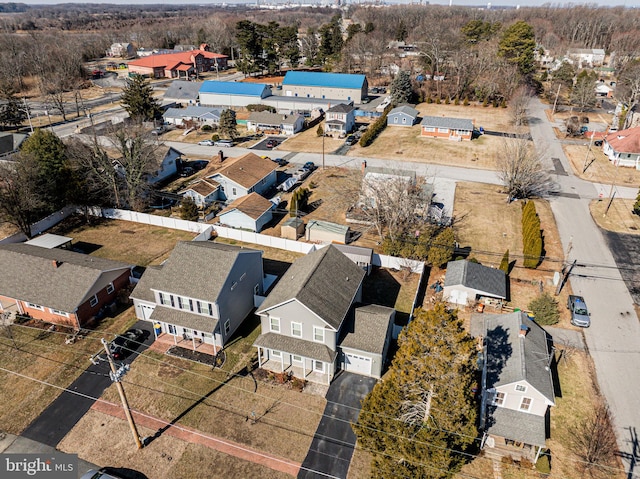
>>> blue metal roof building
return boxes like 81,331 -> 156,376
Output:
281,71 -> 368,105
199,81 -> 272,107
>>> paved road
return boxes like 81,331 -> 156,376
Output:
528,97 -> 640,476
298,372 -> 377,479
22,320 -> 154,448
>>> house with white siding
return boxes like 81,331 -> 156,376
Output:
218,192 -> 273,232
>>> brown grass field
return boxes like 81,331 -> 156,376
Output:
563,143 -> 640,187
590,199 -> 640,235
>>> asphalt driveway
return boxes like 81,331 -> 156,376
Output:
22,320 -> 154,447
298,372 -> 377,479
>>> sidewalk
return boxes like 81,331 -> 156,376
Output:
92,400 -> 300,477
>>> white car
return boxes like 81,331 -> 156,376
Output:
214,139 -> 234,147
198,140 -> 214,146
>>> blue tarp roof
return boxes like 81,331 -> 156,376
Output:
282,71 -> 366,89
199,81 -> 269,96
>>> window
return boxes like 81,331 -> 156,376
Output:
224,319 -> 230,335
438,127 -> 449,133
520,397 -> 532,412
314,360 -> 324,372
270,317 -> 280,333
402,117 -> 407,124
89,295 -> 98,307
394,117 -> 398,123
26,303 -> 44,311
292,355 -> 302,363
170,295 -> 175,307
168,324 -> 176,335
188,299 -> 194,312
424,126 -> 435,132
159,292 -> 171,306
313,326 -> 324,343
515,384 -> 527,393
196,301 -> 204,314
49,308 -> 69,317
208,303 -> 214,316
272,350 -> 281,358
177,297 -> 184,309
106,283 -> 115,294
493,391 -> 505,406
291,322 -> 302,338
232,187 -> 237,196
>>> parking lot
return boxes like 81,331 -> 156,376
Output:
251,135 -> 287,150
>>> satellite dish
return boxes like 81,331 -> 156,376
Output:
553,271 -> 561,286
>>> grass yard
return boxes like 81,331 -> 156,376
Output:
590,199 -> 640,235
49,216 -> 196,266
278,124 -> 347,154
563,144 -> 640,187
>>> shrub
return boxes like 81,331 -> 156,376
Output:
528,292 -> 559,325
633,189 -> 640,215
426,96 -> 433,104
445,97 -> 450,104
454,97 -> 460,105
201,124 -> 212,131
482,98 -> 489,107
359,105 -> 392,147
435,97 -> 441,104
499,249 -> 509,274
211,133 -> 220,142
492,100 -> 499,107
316,124 -> 324,137
522,201 -> 542,268
463,96 -> 470,106
500,99 -> 507,108
535,453 -> 551,473
291,377 -> 306,392
180,197 -> 199,221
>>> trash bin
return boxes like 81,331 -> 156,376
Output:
153,322 -> 162,337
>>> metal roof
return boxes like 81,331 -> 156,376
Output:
420,116 -> 474,131
25,234 -> 72,249
199,81 -> 270,97
283,71 -> 366,89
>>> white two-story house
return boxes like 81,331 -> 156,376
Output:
472,312 -> 555,463
254,245 -> 395,384
130,241 -> 264,353
324,103 -> 355,137
208,153 -> 278,202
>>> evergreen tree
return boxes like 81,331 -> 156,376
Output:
120,75 -> 161,123
528,292 -> 559,325
522,201 -> 542,268
498,20 -> 536,75
390,70 -> 414,106
180,197 -> 199,221
499,249 -> 510,274
316,124 -> 324,137
289,187 -> 310,216
354,303 -> 478,478
427,227 -> 455,267
218,109 -> 238,139
0,96 -> 27,129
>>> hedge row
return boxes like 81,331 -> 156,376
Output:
522,201 -> 542,269
359,105 -> 393,147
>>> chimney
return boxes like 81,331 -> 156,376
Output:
218,150 -> 224,162
52,260 -> 60,269
519,324 -> 529,338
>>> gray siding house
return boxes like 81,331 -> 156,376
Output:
443,259 -> 507,305
255,245 -> 394,384
387,105 -> 419,127
130,242 -> 263,353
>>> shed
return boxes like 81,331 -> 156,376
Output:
443,259 -> 507,305
281,217 -> 305,240
333,244 -> 373,275
24,234 -> 73,250
306,220 -> 349,245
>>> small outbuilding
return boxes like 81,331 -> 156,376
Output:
443,259 -> 507,306
280,217 -> 305,240
25,234 -> 73,250
387,105 -> 419,127
306,220 -> 349,245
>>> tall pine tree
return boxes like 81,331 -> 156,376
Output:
354,303 -> 478,478
120,75 -> 161,123
218,109 -> 238,139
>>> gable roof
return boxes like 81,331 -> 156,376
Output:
140,241 -> 261,302
339,304 -> 394,354
605,127 -> 640,154
476,312 -> 555,403
420,116 -> 474,131
129,49 -> 226,71
444,260 -> 507,299
484,405 -> 547,447
327,103 -> 355,114
199,81 -> 270,97
219,192 -> 273,220
0,243 -> 130,312
210,153 -> 277,189
283,71 -> 366,90
182,178 -> 219,197
164,106 -> 221,120
248,111 -> 302,126
389,105 -> 419,118
257,245 -> 365,330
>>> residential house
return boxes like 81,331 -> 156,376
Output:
595,82 -> 614,98
254,245 -> 394,383
472,312 -> 555,462
163,106 -> 221,127
130,241 -> 264,353
147,146 -> 181,185
306,220 -> 350,245
199,81 -> 272,108
324,103 -> 356,137
0,243 -> 131,329
246,111 -> 304,136
566,48 -> 606,68
603,127 -> 640,169
282,71 -> 368,105
180,178 -> 220,208
207,153 -> 278,202
218,192 -> 274,232
443,259 -> 507,306
359,171 -> 416,209
127,45 -> 227,79
421,116 -> 474,141
107,42 -> 136,59
163,80 -> 202,106
387,105 -> 420,127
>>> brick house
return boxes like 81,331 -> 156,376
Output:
420,116 -> 474,141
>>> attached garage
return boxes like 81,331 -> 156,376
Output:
343,352 -> 372,375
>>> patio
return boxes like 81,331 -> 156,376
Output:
149,332 -> 218,357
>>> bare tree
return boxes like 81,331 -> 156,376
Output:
569,400 -> 619,474
510,86 -> 533,126
571,72 -> 597,112
616,61 -> 640,129
496,137 -> 555,201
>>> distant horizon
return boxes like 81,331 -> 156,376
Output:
10,0 -> 640,7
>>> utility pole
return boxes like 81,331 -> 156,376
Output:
582,132 -> 594,173
603,158 -> 620,217
23,97 -> 33,133
555,259 -> 576,296
552,83 -> 561,115
101,339 -> 143,449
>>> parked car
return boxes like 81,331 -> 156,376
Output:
273,157 -> 288,166
345,135 -> 357,146
214,139 -> 234,147
294,168 -> 311,181
567,295 -> 590,328
303,161 -> 316,171
109,328 -> 145,360
198,139 -> 214,146
266,139 -> 277,148
594,140 -> 603,147
180,166 -> 195,177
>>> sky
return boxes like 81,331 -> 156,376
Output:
11,0 -> 640,5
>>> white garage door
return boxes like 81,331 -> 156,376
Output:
344,353 -> 372,376
449,289 -> 468,305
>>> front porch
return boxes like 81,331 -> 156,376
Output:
260,358 -> 328,385
482,436 -> 542,462
150,332 -> 218,356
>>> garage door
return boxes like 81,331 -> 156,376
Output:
344,353 -> 371,376
449,289 -> 468,305
140,305 -> 155,321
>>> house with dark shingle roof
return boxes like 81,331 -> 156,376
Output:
180,178 -> 220,208
130,241 -> 263,353
325,103 -> 355,137
387,105 -> 420,127
218,192 -> 273,232
471,312 -> 555,462
208,152 -> 278,202
443,259 -> 507,306
420,115 -> 474,141
0,244 -> 131,329
254,245 -> 394,384
163,80 -> 202,105
246,111 -> 304,136
163,106 -> 221,126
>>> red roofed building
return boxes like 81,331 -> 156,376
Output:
603,127 -> 640,169
127,44 -> 227,79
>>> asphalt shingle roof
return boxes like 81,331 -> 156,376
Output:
389,105 -> 419,118
210,153 -> 277,189
444,260 -> 507,299
605,127 -> 640,154
254,332 -> 337,363
248,111 -> 302,126
485,405 -> 547,447
0,243 -> 130,312
257,245 -> 365,330
164,106 -> 221,120
220,192 -> 272,220
150,305 -> 218,332
420,116 -> 474,131
130,266 -> 163,303
327,103 -> 355,113
339,304 -> 394,354
182,178 -> 219,197
283,71 -> 366,89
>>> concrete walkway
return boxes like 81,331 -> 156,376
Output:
92,400 -> 301,477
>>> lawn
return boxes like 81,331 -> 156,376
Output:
563,143 -> 640,187
590,199 -> 640,235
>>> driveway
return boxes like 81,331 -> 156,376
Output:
21,320 -> 154,447
298,372 -> 377,479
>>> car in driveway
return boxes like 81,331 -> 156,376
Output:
109,328 -> 145,360
345,135 -> 357,146
266,139 -> 277,148
273,157 -> 288,166
214,139 -> 234,147
303,161 -> 316,171
198,139 -> 214,146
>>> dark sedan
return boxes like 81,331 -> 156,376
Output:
109,328 -> 146,360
